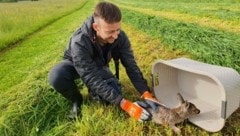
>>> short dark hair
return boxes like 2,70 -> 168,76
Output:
93,2 -> 122,24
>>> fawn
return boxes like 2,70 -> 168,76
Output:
148,93 -> 200,133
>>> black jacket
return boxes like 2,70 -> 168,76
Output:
64,16 -> 149,105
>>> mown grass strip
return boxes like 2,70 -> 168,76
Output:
0,0 -> 96,135
121,9 -> 240,73
111,0 -> 240,21
111,1 -> 240,33
0,0 -> 91,92
0,0 -> 87,51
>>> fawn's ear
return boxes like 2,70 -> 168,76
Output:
185,101 -> 190,109
177,93 -> 185,104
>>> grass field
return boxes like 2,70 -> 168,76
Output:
0,0 -> 88,50
0,0 -> 240,135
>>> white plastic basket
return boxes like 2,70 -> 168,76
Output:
152,58 -> 240,132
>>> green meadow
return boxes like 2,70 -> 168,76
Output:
0,0 -> 88,50
0,0 -> 240,135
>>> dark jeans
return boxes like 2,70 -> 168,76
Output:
48,60 -> 83,104
48,59 -> 121,104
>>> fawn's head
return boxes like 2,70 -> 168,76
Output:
177,93 -> 200,118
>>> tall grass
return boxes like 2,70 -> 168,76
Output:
0,0 -> 87,50
121,9 -> 240,73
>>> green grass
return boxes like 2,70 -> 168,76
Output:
120,9 -> 240,73
111,0 -> 240,33
0,0 -> 240,135
0,0 -> 96,135
112,0 -> 240,21
0,0 -> 88,50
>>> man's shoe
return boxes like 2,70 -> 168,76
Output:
68,102 -> 80,119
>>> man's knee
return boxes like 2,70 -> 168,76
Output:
48,66 -> 63,89
48,60 -> 79,91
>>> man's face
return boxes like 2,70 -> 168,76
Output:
93,18 -> 121,44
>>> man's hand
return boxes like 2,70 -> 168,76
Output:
120,99 -> 151,121
141,91 -> 162,112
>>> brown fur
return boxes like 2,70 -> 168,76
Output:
148,93 -> 200,133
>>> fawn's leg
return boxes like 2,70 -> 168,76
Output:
169,124 -> 181,134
